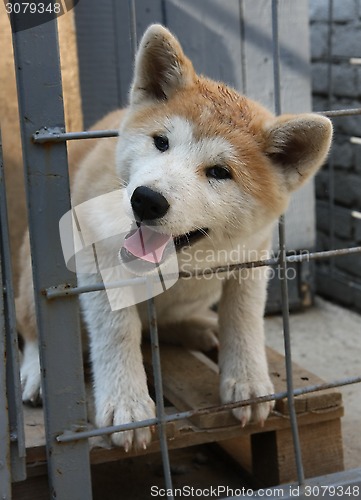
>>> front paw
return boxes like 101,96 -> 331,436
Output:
220,376 -> 274,427
21,342 -> 42,406
95,391 -> 156,451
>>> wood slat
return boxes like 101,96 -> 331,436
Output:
23,343 -> 343,476
143,344 -> 342,429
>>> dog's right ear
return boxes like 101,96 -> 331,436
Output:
130,24 -> 196,105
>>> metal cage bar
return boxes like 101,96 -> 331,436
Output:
55,373 -> 361,443
43,245 -> 361,298
0,128 -> 11,500
147,292 -> 174,497
326,0 -> 336,277
11,8 -> 93,500
272,0 -> 304,485
30,107 -> 361,145
0,129 -> 26,487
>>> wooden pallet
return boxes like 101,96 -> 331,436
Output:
24,345 -> 344,486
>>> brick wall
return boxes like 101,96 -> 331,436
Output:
310,0 -> 361,311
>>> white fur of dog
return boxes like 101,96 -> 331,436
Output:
16,24 -> 333,451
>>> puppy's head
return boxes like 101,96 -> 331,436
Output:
117,25 -> 332,265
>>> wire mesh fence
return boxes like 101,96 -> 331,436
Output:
2,0 -> 361,499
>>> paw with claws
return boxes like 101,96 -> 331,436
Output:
220,376 -> 275,427
95,392 -> 156,451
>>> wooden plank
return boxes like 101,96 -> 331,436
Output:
24,345 -> 342,454
88,406 -> 345,467
220,418 -> 344,486
144,345 -> 237,429
143,344 -> 342,429
23,342 -> 343,477
23,398 -> 344,469
267,348 -> 342,414
252,418 -> 344,486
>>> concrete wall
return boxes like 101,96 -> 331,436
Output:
310,0 -> 361,311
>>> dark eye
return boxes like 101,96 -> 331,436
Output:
153,135 -> 169,152
206,165 -> 232,180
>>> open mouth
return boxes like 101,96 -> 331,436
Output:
119,224 -> 208,268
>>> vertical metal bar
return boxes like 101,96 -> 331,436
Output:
239,0 -> 247,96
146,281 -> 173,500
161,0 -> 168,26
272,1 -> 281,117
0,289 -> 11,500
128,0 -> 138,61
0,131 -> 12,500
0,132 -> 26,482
11,10 -> 92,500
272,0 -> 305,487
326,0 -> 335,274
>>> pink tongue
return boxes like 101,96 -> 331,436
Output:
123,226 -> 172,263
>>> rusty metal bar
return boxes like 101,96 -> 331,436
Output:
319,108 -> 361,117
31,108 -> 361,144
0,131 -> 26,484
44,245 -> 361,299
146,283 -> 173,497
56,374 -> 361,443
32,127 -> 119,143
272,0 -> 304,486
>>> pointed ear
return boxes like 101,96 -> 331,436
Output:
265,114 -> 333,192
130,24 -> 196,105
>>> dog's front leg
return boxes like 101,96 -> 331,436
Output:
218,268 -> 274,426
84,294 -> 155,451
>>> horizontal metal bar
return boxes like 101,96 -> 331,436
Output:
350,57 -> 361,65
45,277 -> 147,298
44,245 -> 361,296
32,108 -> 361,144
179,245 -> 361,278
318,108 -> 361,117
56,374 -> 361,443
45,246 -> 361,298
32,127 -> 119,143
352,211 -> 361,220
350,136 -> 361,145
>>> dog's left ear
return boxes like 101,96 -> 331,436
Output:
130,24 -> 196,106
265,114 -> 333,192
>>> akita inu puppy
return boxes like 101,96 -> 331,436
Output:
17,24 -> 332,451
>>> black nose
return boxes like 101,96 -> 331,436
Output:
131,186 -> 170,221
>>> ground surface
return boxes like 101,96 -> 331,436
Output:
265,296 -> 361,471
